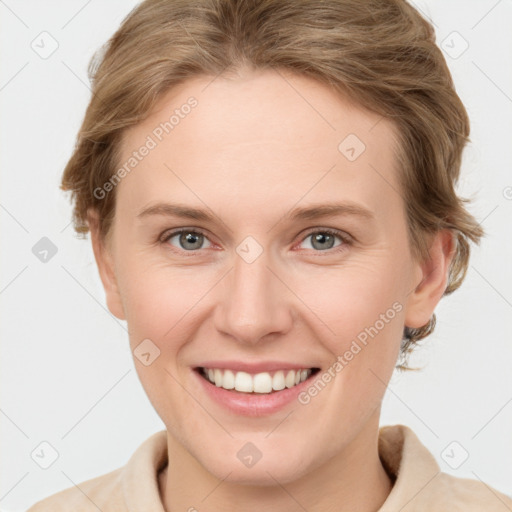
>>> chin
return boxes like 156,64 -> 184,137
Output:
198,447 -> 314,486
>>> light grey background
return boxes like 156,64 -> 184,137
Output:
1,1 -> 511,510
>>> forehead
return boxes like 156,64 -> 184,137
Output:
117,69 -> 402,223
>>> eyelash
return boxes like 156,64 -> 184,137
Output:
158,227 -> 352,255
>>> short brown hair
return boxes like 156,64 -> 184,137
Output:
61,0 -> 484,370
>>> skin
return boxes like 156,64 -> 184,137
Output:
89,67 -> 454,512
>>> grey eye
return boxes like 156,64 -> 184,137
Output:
167,231 -> 212,251
301,232 -> 342,251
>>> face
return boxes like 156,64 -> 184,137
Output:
91,68 -> 451,485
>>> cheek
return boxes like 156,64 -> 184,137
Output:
293,258 -> 407,410
117,258 -> 213,351
297,258 -> 407,339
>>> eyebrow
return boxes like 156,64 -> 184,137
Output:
136,201 -> 375,223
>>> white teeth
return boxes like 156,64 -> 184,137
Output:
235,371 -> 253,392
252,373 -> 272,393
253,372 -> 272,393
272,371 -> 285,391
285,370 -> 296,388
202,367 -> 314,394
223,369 -> 235,389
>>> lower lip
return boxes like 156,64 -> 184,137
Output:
192,368 -> 318,417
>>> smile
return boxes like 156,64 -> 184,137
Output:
197,367 -> 320,394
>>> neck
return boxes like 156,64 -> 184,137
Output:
159,411 -> 393,512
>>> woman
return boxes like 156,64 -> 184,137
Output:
27,0 -> 511,510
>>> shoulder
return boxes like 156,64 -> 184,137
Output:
26,430 -> 168,512
378,424 -> 512,511
26,467 -> 124,512
430,471 -> 512,511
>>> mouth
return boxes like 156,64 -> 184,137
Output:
194,367 -> 321,394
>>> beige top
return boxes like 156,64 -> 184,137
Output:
27,424 -> 512,511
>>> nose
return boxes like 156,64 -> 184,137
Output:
213,245 -> 293,345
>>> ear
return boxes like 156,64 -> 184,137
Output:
87,209 -> 126,321
404,229 -> 456,329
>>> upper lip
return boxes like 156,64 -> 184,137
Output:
194,361 -> 320,374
